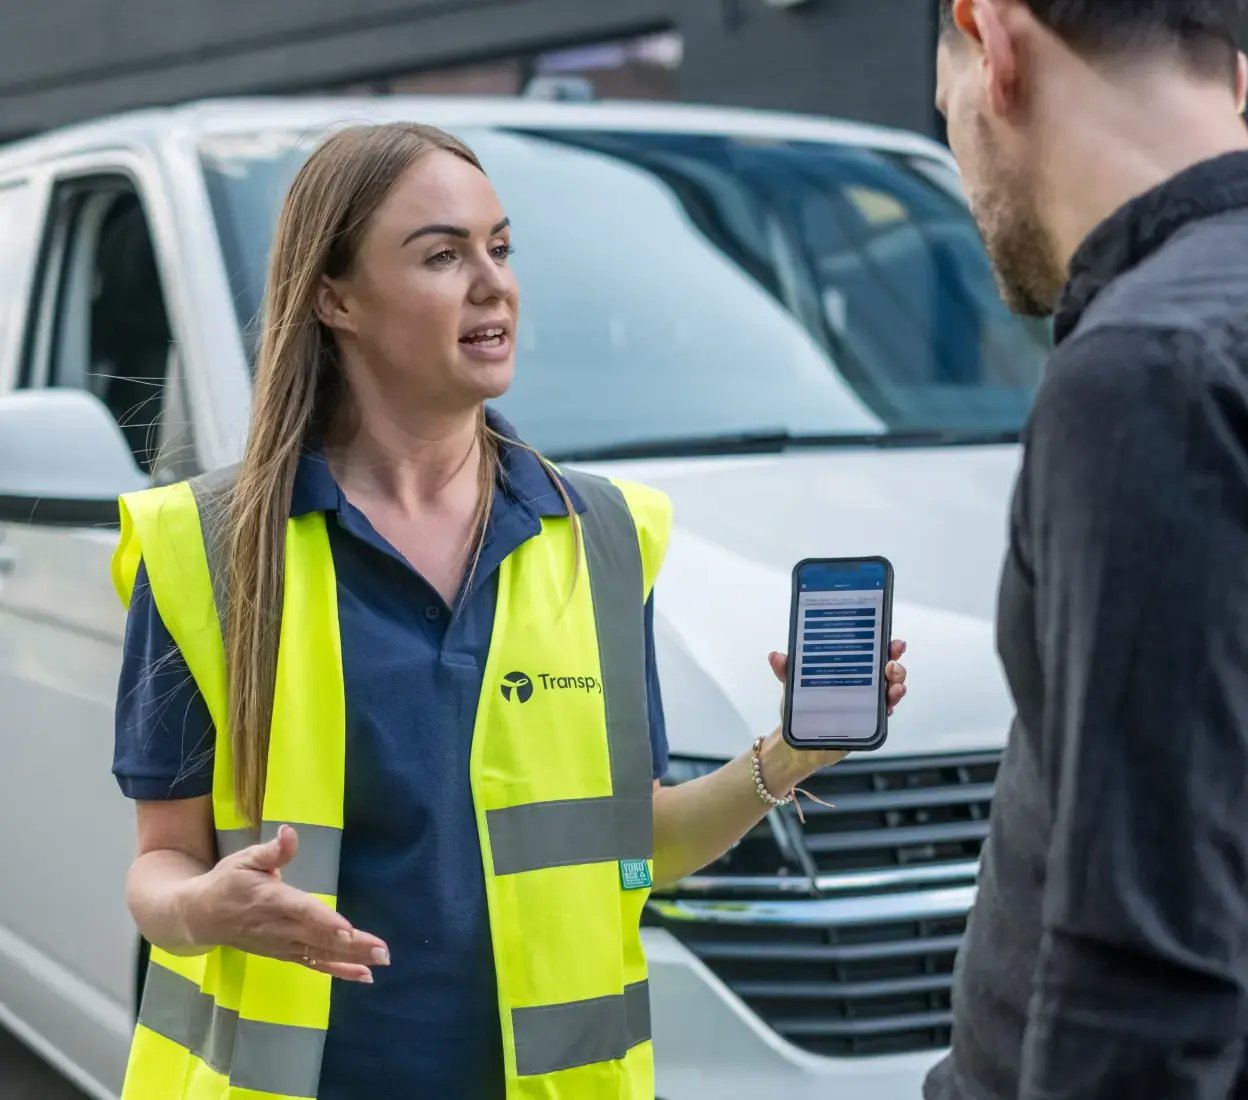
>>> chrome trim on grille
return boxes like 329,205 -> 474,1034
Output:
656,859 -> 980,899
690,933 -> 966,964
649,885 -> 977,927
656,874 -> 816,898
814,858 -> 980,894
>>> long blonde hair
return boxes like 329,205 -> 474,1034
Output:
225,123 -> 562,825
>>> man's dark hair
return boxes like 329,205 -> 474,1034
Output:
938,0 -> 1244,80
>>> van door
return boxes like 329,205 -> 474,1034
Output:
0,165 -> 196,1097
0,177 -> 42,598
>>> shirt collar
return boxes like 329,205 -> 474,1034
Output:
290,407 -> 586,520
1056,150 -> 1248,342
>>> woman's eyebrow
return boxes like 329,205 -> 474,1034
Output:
402,218 -> 511,247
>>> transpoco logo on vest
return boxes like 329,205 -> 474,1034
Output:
500,672 -> 534,703
499,670 -> 603,703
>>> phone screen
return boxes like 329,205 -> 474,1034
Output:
787,559 -> 890,745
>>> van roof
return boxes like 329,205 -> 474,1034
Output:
0,95 -> 952,172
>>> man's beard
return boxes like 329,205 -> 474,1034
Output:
977,192 -> 1063,318
965,133 -> 1063,317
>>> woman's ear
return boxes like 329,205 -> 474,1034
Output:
314,274 -> 353,335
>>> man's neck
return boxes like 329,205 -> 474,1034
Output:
1038,68 -> 1248,274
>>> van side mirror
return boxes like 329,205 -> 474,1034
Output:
0,389 -> 149,526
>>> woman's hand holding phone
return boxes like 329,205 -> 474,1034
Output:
767,642 -> 909,772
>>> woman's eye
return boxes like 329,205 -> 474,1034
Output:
491,244 -> 516,262
428,248 -> 457,266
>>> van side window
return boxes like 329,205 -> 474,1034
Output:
0,181 -> 37,386
25,178 -> 195,483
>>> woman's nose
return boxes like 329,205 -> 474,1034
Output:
470,252 -> 512,302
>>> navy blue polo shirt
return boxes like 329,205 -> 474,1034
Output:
113,413 -> 669,1098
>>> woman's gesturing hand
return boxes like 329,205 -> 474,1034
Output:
182,824 -> 389,984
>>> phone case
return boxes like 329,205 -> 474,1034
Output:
781,555 -> 894,752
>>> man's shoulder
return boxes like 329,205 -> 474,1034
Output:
1051,207 -> 1248,397
1043,319 -> 1200,400
1031,314 -> 1241,458
1075,208 -> 1248,350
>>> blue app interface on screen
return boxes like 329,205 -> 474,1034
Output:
791,560 -> 886,743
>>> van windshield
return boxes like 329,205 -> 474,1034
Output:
200,126 -> 1049,459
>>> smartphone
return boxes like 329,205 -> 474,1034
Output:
782,556 -> 894,751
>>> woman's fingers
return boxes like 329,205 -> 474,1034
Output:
884,649 -> 908,718
772,644 -> 907,721
308,923 -> 390,966
299,955 -> 374,984
769,651 -> 789,723
291,932 -> 391,968
243,824 -> 299,875
278,888 -> 390,966
768,651 -> 788,683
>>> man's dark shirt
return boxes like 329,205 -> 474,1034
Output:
926,151 -> 1248,1099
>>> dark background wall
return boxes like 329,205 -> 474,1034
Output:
0,0 -> 940,142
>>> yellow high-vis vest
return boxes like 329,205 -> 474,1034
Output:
111,461 -> 672,1100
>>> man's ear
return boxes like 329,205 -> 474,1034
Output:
948,1 -> 1023,120
314,274 -> 353,335
1236,51 -> 1247,114
973,0 -> 1025,121
949,0 -> 982,44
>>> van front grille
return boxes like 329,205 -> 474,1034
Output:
649,751 -> 998,1057
798,751 -> 997,887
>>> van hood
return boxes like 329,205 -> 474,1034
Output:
575,445 -> 1022,761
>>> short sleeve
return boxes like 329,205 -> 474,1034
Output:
113,559 -> 216,800
644,593 -> 669,780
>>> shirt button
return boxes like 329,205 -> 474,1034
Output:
424,605 -> 441,622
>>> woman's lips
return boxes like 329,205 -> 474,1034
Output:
459,328 -> 511,360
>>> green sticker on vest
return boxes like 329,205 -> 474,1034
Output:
619,859 -> 652,890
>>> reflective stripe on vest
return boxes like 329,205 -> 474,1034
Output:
137,963 -> 325,1097
114,462 -> 671,1100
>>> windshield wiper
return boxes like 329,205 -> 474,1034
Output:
549,429 -> 800,462
828,428 -> 1021,449
547,428 -> 1019,463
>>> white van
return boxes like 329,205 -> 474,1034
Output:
0,96 -> 1048,1099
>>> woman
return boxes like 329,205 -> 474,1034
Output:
112,123 -> 908,1100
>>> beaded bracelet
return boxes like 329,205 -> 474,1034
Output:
749,735 -> 835,823
750,735 -> 796,808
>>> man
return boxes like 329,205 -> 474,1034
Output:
928,2 -> 1248,1098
